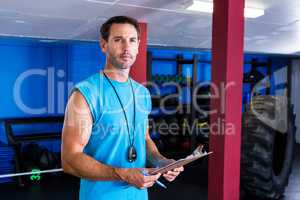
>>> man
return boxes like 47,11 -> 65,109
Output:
61,16 -> 183,200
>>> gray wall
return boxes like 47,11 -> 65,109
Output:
291,59 -> 300,144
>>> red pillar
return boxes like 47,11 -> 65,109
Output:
208,0 -> 245,200
130,22 -> 147,84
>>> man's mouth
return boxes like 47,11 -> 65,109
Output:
120,54 -> 132,60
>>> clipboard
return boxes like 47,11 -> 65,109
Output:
149,146 -> 213,175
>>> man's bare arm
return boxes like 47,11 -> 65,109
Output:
61,91 -> 121,181
145,129 -> 168,167
61,91 -> 160,188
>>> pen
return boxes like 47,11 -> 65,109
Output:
141,170 -> 167,189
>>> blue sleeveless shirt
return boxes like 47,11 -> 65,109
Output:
73,72 -> 151,200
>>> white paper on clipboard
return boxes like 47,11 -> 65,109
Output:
149,149 -> 213,175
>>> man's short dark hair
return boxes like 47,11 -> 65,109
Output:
100,16 -> 140,41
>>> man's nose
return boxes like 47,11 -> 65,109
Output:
122,40 -> 130,49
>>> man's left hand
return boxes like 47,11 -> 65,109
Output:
157,159 -> 184,182
163,166 -> 184,182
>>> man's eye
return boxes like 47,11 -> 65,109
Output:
114,38 -> 121,42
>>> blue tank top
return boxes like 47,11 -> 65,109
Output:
73,72 -> 152,200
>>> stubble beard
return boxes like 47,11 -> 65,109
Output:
108,54 -> 134,71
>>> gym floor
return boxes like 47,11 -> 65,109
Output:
0,145 -> 299,200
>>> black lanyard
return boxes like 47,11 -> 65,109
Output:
103,72 -> 136,154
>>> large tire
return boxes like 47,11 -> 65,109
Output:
241,96 -> 297,199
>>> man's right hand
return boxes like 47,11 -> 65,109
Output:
114,168 -> 161,189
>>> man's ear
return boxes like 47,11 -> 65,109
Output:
99,38 -> 107,53
137,39 -> 140,54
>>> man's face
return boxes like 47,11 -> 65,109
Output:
101,23 -> 139,70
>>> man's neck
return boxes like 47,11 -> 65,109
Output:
103,66 -> 130,82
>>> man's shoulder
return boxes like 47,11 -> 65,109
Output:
75,73 -> 99,87
72,73 -> 101,97
131,78 -> 150,95
82,73 -> 100,83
